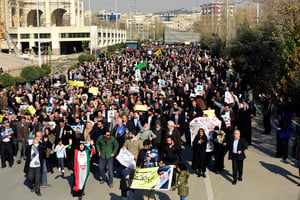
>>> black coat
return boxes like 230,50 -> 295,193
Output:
191,134 -> 207,169
228,137 -> 248,161
24,144 -> 45,174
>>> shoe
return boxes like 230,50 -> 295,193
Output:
109,184 -> 113,188
238,177 -> 243,181
30,188 -> 34,193
41,184 -> 51,188
35,192 -> 42,196
232,180 -> 237,185
100,180 -> 105,184
202,173 -> 206,178
58,167 -> 61,172
17,160 -> 21,164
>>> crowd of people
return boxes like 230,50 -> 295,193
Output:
0,44 -> 299,199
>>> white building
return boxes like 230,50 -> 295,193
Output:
3,0 -> 126,55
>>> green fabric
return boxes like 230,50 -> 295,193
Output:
134,61 -> 147,69
171,170 -> 189,196
96,135 -> 119,159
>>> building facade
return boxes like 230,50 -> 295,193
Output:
2,0 -> 126,55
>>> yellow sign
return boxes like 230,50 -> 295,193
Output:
131,167 -> 160,189
69,80 -> 85,87
0,114 -> 3,122
154,48 -> 162,56
15,97 -> 21,103
203,109 -> 216,117
88,87 -> 99,95
134,105 -> 148,111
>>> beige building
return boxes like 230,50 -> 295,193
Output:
2,0 -> 126,55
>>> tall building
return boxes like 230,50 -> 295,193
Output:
2,0 -> 126,55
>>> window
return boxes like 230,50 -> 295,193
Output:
34,33 -> 50,38
20,34 -> 30,39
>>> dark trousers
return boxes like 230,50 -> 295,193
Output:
28,167 -> 41,193
263,114 -> 271,134
99,157 -> 114,185
57,157 -> 65,170
232,154 -> 244,181
1,142 -> 13,167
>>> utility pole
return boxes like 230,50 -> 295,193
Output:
256,0 -> 259,24
226,0 -> 229,46
36,0 -> 42,67
89,0 -> 92,55
212,0 -> 214,34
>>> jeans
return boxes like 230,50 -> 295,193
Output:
99,157 -> 114,185
16,139 -> 26,161
57,157 -> 64,171
41,159 -> 48,185
28,167 -> 41,193
180,196 -> 187,200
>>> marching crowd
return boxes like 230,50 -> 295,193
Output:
0,44 -> 299,200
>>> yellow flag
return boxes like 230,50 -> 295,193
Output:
154,48 -> 162,56
26,105 -> 36,115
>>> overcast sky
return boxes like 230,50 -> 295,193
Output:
83,0 -> 211,14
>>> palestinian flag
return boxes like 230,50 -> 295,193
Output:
73,149 -> 90,191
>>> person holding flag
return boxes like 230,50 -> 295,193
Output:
72,141 -> 95,199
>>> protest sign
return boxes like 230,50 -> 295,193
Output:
88,87 -> 99,95
130,86 -> 140,94
135,69 -> 142,81
26,105 -> 36,115
134,105 -> 148,112
46,106 -> 53,115
116,148 -> 136,169
195,84 -> 204,96
131,165 -> 173,190
107,110 -> 117,123
189,117 -> 221,146
203,109 -> 216,117
224,91 -> 234,104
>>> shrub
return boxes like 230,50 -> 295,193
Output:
0,73 -> 15,87
41,64 -> 51,75
78,54 -> 95,64
14,76 -> 27,84
21,66 -> 44,81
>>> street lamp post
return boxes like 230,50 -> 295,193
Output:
36,0 -> 42,67
89,0 -> 92,55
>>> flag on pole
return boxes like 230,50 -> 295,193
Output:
154,48 -> 162,56
134,61 -> 147,70
204,50 -> 209,61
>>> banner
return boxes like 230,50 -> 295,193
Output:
116,148 -> 136,169
15,97 -> 21,104
131,165 -> 173,190
88,87 -> 99,95
189,117 -> 221,146
134,61 -> 147,70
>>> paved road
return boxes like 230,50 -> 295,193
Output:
0,111 -> 299,200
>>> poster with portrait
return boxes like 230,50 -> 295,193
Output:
130,86 -> 140,94
131,165 -> 174,190
107,110 -> 117,123
0,128 -> 14,138
195,84 -> 204,96
71,125 -> 83,134
46,106 -> 53,115
189,117 -> 221,146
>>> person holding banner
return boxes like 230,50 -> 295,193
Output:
170,163 -> 189,200
192,128 -> 208,178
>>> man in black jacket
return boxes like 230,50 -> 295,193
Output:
228,130 -> 248,185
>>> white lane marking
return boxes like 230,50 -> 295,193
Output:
204,172 -> 214,200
